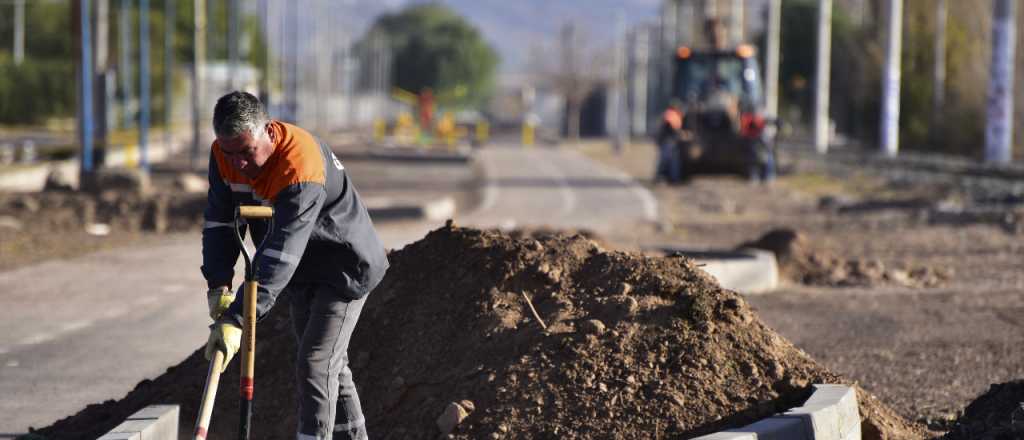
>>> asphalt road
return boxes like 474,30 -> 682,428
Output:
0,143 -> 658,437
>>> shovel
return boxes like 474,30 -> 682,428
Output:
193,350 -> 224,440
233,205 -> 275,440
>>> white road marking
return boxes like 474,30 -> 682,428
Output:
61,320 -> 93,333
474,152 -> 500,214
580,156 -> 659,222
531,150 -> 577,217
6,360 -> 19,367
19,333 -> 55,346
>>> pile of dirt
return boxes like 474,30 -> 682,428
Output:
943,381 -> 1024,440
0,188 -> 206,269
740,228 -> 952,288
32,225 -> 923,439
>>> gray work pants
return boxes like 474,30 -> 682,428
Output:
289,283 -> 368,440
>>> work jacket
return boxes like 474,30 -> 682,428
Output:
201,120 -> 389,324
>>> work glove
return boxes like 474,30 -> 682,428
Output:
206,286 -> 235,321
205,322 -> 242,373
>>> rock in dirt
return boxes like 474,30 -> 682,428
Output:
437,400 -> 475,435
740,228 -> 950,288
31,226 -> 926,440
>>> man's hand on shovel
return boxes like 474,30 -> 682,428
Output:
205,322 -> 242,373
207,286 -> 235,321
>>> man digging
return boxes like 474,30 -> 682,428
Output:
201,91 -> 389,440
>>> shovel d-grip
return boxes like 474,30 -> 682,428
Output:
233,205 -> 274,440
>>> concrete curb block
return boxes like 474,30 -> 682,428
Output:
693,384 -> 860,440
97,405 -> 179,440
366,196 -> 456,222
659,247 -> 779,295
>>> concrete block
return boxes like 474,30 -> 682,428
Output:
843,421 -> 861,440
805,384 -> 860,436
97,432 -> 142,440
690,431 -> 757,440
731,417 -> 809,440
98,405 -> 179,440
782,404 -> 841,440
661,247 -> 779,294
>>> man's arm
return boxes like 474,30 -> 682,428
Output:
201,151 -> 242,289
222,182 -> 327,326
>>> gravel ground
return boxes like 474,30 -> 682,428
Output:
578,139 -> 1024,433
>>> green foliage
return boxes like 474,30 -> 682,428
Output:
365,3 -> 499,108
0,57 -> 76,124
776,0 -> 987,156
0,1 -> 266,125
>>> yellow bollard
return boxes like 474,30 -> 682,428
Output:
522,123 -> 535,147
373,118 -> 387,144
475,121 -> 489,145
125,143 -> 139,168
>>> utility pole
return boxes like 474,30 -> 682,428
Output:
628,27 -> 650,137
96,0 -> 111,147
659,0 -> 678,113
730,0 -> 743,45
813,0 -> 832,153
139,0 -> 150,171
77,0 -> 95,184
315,0 -> 330,134
119,0 -> 133,129
228,0 -> 239,91
676,0 -> 694,47
765,0 -> 781,120
985,0 -> 1016,164
880,0 -> 903,157
164,0 -> 174,152
261,0 -> 271,108
931,0 -> 947,133
14,0 -> 25,65
191,0 -> 206,170
611,10 -> 627,153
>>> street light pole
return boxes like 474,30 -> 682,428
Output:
139,0 -> 150,172
164,0 -> 174,152
880,0 -> 903,157
764,0 -> 781,121
191,0 -> 206,170
14,0 -> 25,65
985,0 -> 1016,164
813,0 -> 832,153
78,0 -> 95,182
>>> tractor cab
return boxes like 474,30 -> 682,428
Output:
669,44 -> 774,180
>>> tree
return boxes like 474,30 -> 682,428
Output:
363,3 -> 498,109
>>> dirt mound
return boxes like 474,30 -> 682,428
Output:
0,189 -> 206,270
33,225 -> 922,439
740,228 -> 951,288
943,381 -> 1024,440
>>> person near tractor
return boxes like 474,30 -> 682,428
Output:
654,99 -> 685,183
202,91 -> 389,440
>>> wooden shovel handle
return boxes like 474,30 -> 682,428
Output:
237,206 -> 274,219
194,350 -> 225,440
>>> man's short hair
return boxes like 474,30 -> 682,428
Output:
213,91 -> 269,139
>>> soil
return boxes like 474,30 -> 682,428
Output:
0,188 -> 207,270
739,228 -> 952,288
943,381 -> 1024,440
28,225 -> 922,439
579,141 -> 1024,435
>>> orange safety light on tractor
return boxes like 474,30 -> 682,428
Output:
676,46 -> 692,59
736,44 -> 756,59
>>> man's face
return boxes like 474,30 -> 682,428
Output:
218,125 -> 274,179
